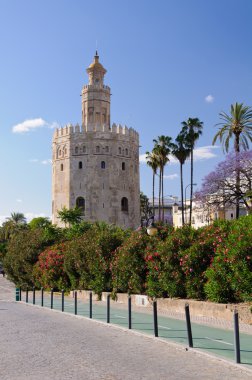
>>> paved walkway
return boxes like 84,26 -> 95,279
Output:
0,276 -> 252,379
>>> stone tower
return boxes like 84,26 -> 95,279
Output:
52,52 -> 140,229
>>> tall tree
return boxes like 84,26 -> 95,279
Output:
213,102 -> 252,218
181,118 -> 203,225
146,151 -> 159,217
57,206 -> 83,227
153,135 -> 173,222
7,212 -> 27,225
172,133 -> 190,226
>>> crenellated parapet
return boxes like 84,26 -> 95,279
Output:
53,123 -> 139,142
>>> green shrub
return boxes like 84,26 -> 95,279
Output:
205,216 -> 252,303
111,231 -> 151,295
157,226 -> 198,298
181,221 -> 230,299
3,229 -> 48,287
33,243 -> 70,290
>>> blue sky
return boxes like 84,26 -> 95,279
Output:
1,0 -> 252,223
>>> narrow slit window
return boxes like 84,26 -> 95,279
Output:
79,161 -> 83,169
101,161 -> 106,169
60,163 -> 63,171
122,162 -> 125,171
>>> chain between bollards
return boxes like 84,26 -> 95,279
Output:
185,303 -> 193,348
61,289 -> 64,312
74,291 -> 77,315
128,295 -> 132,329
32,286 -> 35,305
41,287 -> 44,307
89,291 -> 92,318
153,299 -> 158,337
107,294 -> 110,323
51,288 -> 54,309
234,310 -> 241,364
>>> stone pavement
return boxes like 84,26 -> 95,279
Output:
0,276 -> 252,379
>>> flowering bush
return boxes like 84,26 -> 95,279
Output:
205,215 -> 252,302
155,226 -> 198,298
111,232 -> 151,295
181,221 -> 230,299
33,243 -> 69,290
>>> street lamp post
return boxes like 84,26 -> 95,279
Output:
185,183 -> 197,225
146,215 -> 158,236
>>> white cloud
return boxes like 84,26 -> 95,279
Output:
205,94 -> 214,103
29,158 -> 52,165
12,118 -> 47,133
41,159 -> 52,165
12,118 -> 60,134
140,146 -> 218,166
194,145 -> 219,161
16,199 -> 23,203
24,212 -> 49,221
163,174 -> 178,180
0,215 -> 8,226
49,121 -> 61,129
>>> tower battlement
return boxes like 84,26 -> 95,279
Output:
53,123 -> 139,141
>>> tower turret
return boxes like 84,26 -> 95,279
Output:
81,51 -> 111,131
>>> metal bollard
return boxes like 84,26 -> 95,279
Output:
26,288 -> 28,303
33,287 -> 35,305
153,299 -> 158,337
15,288 -> 20,301
234,310 -> 241,363
61,290 -> 64,312
185,303 -> 193,348
19,288 -> 22,301
128,295 -> 132,329
74,291 -> 77,315
107,294 -> 110,323
41,287 -> 44,307
89,291 -> 92,318
51,288 -> 54,309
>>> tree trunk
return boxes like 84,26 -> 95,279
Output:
189,149 -> 193,226
152,171 -> 155,217
161,167 -> 164,222
180,162 -> 184,226
235,134 -> 240,219
158,168 -> 161,221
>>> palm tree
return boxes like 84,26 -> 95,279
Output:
146,151 -> 159,217
7,212 -> 26,225
181,118 -> 203,225
213,102 -> 252,218
213,102 -> 252,153
172,133 -> 190,226
153,136 -> 173,222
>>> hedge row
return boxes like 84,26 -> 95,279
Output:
3,216 -> 252,303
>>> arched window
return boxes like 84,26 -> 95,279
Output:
125,148 -> 128,156
122,162 -> 125,171
79,161 -> 82,169
121,197 -> 128,212
118,147 -> 122,155
82,145 -> 86,153
105,146 -> 109,153
59,149 -> 62,157
96,146 -> 100,153
60,163 -> 63,171
101,161 -> 106,169
75,146 -> 78,154
76,197 -> 85,214
64,148 -> 67,155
